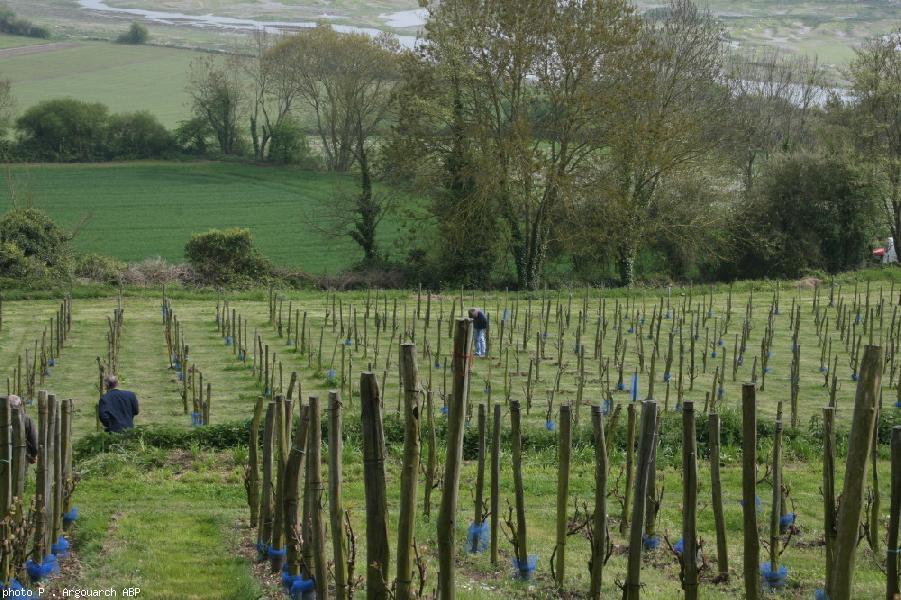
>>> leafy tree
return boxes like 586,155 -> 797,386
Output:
106,111 -> 174,159
187,56 -> 245,155
393,0 -> 641,289
267,118 -> 315,166
116,22 -> 149,45
231,31 -> 301,161
273,25 -> 398,173
184,228 -> 272,285
0,207 -> 71,279
599,0 -> 730,285
0,77 -> 13,138
174,116 -> 215,156
273,25 -> 399,261
16,98 -> 109,161
0,4 -> 49,39
847,27 -> 901,244
725,50 -> 824,191
735,153 -> 878,278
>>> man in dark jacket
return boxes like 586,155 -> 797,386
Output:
468,308 -> 489,357
98,375 -> 139,433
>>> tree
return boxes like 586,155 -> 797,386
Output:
0,77 -> 13,138
590,0 -> 729,285
187,56 -> 245,155
393,0 -> 641,289
184,228 -> 272,285
106,111 -> 174,159
0,207 -> 71,279
116,22 -> 149,45
273,25 -> 399,173
231,30 -> 300,160
734,153 -> 878,278
847,27 -> 901,244
16,98 -> 109,161
725,49 -> 824,191
276,25 -> 399,261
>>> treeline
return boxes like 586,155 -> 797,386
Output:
167,0 -> 900,289
0,4 -> 49,39
1,0 -> 899,290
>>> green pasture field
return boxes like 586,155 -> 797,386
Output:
0,40 -> 199,128
0,162 -> 420,274
5,0 -> 897,88
3,278 -> 901,597
0,34 -> 48,50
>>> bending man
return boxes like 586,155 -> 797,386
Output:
98,375 -> 139,433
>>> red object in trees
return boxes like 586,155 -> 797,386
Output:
873,248 -> 886,257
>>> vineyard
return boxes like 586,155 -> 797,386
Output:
1,277 -> 901,598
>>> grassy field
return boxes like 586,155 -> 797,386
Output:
0,162 -> 420,273
0,39 -> 199,128
2,0 -> 894,88
3,278 -> 901,597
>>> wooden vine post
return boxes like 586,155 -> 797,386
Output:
284,404 -> 309,580
589,404 -> 607,599
708,412 -> 728,581
306,395 -> 327,600
887,425 -> 901,600
831,345 -> 881,600
246,397 -> 264,528
396,343 -> 421,600
360,372 -> 390,600
741,384 -> 760,600
554,403 -> 572,586
490,402 -> 501,566
328,391 -> 348,600
823,406 -> 837,594
472,402 -> 487,553
257,401 -> 275,558
437,318 -> 473,598
682,401 -> 698,600
623,400 -> 657,600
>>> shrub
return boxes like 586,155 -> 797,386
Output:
184,228 -> 272,286
16,98 -> 109,162
174,116 -> 215,156
267,119 -> 316,167
0,5 -> 49,39
116,22 -> 149,45
120,257 -> 195,286
733,153 -> 878,278
73,253 -> 126,284
0,207 -> 70,279
106,111 -> 174,159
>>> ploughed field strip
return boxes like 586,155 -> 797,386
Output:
1,280 -> 900,598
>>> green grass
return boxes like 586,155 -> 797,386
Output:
0,162 -> 420,273
0,40 -> 199,128
5,279 -> 900,597
0,33 -> 48,49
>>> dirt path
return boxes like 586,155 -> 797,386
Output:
0,41 -> 79,58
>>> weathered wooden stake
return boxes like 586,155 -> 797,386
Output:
328,391 -> 348,600
708,412 -> 728,581
554,403 -> 572,586
360,372 -> 390,600
741,383 -> 760,600
589,404 -> 607,599
396,343 -> 421,600
490,402 -> 501,566
623,400 -> 657,600
831,345 -> 882,600
437,318 -> 473,598
887,425 -> 901,600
